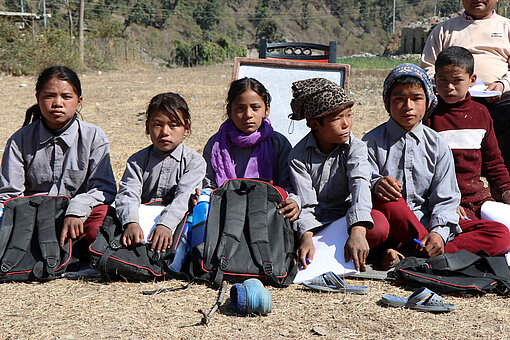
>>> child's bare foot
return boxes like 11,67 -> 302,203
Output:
381,248 -> 404,270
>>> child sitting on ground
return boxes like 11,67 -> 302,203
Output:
0,66 -> 116,249
202,77 -> 300,221
362,63 -> 510,269
288,78 -> 389,272
115,93 -> 206,252
423,46 -> 510,229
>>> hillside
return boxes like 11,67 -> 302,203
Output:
0,0 -> 503,73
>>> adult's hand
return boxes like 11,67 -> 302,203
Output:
485,82 -> 503,103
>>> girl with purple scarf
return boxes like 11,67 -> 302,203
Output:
202,77 -> 300,221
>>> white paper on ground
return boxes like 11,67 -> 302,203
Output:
293,217 -> 357,284
469,78 -> 501,98
138,204 -> 165,243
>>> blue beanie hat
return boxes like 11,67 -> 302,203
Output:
382,63 -> 438,119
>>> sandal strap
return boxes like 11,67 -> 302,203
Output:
407,287 -> 433,304
407,287 -> 444,306
423,292 -> 445,306
309,274 -> 327,286
323,271 -> 347,289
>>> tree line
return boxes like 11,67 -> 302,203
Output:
0,0 -> 502,74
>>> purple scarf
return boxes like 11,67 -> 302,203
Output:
211,118 -> 276,187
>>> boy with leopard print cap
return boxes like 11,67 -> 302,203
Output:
288,78 -> 389,272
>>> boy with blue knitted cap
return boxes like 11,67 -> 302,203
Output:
363,63 -> 510,269
288,78 -> 389,272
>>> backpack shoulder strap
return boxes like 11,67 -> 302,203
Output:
98,216 -> 123,281
211,182 -> 248,286
483,256 -> 510,294
0,200 -> 17,259
34,197 -> 61,276
0,198 -> 38,274
246,182 -> 281,286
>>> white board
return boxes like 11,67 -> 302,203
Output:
233,58 -> 350,146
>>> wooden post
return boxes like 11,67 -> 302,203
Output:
78,0 -> 84,63
64,0 -> 73,44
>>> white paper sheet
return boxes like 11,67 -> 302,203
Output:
293,217 -> 357,284
480,201 -> 510,265
138,204 -> 165,243
469,78 -> 501,98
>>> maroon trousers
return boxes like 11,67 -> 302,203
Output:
82,205 -> 114,245
366,197 -> 510,256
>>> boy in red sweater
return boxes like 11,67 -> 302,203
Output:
424,46 -> 510,232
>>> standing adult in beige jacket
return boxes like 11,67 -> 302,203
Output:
421,0 -> 510,171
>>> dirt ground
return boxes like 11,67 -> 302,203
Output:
0,64 -> 508,339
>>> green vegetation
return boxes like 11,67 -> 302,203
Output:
338,56 -> 421,69
0,19 -> 82,75
0,0 -> 501,74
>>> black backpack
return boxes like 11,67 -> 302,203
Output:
89,205 -> 188,282
393,250 -> 510,296
0,195 -> 81,282
188,179 -> 298,287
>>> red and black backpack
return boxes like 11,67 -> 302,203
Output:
89,201 -> 189,282
187,179 -> 298,287
393,250 -> 510,296
0,195 -> 81,282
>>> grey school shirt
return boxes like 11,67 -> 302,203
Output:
289,132 -> 373,236
0,119 -> 116,219
202,131 -> 300,207
362,118 -> 462,242
115,143 -> 206,232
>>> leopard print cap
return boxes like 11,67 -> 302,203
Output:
290,78 -> 354,121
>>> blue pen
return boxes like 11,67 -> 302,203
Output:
413,238 -> 424,247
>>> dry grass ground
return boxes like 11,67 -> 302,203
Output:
0,64 -> 508,339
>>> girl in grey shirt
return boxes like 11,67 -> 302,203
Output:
0,66 -> 116,247
115,93 -> 206,253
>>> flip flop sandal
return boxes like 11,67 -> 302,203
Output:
381,287 -> 456,313
302,271 -> 369,294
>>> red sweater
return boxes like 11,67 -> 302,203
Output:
424,94 -> 510,216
